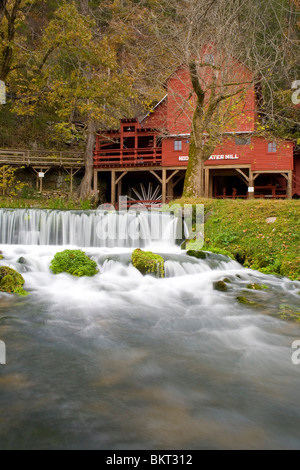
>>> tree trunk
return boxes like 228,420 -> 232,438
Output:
0,0 -> 22,81
0,0 -> 7,24
78,120 -> 97,200
183,60 -> 207,198
183,135 -> 205,198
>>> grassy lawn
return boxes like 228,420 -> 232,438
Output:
175,198 -> 300,281
0,195 -> 93,210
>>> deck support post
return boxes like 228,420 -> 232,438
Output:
64,167 -> 81,194
162,168 -> 167,204
287,171 -> 293,200
248,170 -> 254,199
93,169 -> 98,193
111,170 -> 116,207
204,168 -> 210,198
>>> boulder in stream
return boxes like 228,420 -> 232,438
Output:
50,250 -> 99,277
132,249 -> 165,278
186,250 -> 206,260
213,280 -> 228,292
0,266 -> 27,296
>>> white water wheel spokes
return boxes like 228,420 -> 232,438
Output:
129,183 -> 162,203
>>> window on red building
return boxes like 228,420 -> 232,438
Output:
235,137 -> 251,146
268,142 -> 277,152
174,140 -> 182,151
204,54 -> 215,65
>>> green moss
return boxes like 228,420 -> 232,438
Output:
236,296 -> 256,306
132,249 -> 165,278
205,246 -> 235,259
246,283 -> 264,290
278,304 -> 300,322
0,266 -> 27,296
213,280 -> 228,292
186,250 -> 206,260
50,250 -> 99,277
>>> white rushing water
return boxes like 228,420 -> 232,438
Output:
0,209 -> 300,450
0,208 -> 184,247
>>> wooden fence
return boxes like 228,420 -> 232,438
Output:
0,149 -> 84,167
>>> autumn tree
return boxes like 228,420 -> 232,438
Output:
138,0 -> 300,197
0,0 -> 7,24
13,1 -> 138,199
240,0 -> 300,146
0,0 -> 23,82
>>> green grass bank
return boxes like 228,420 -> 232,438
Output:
0,195 -> 94,210
176,198 -> 300,281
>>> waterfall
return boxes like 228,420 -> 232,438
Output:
0,208 -> 182,247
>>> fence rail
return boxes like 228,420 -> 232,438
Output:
94,147 -> 163,167
0,149 -> 84,167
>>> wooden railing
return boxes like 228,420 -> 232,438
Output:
0,149 -> 84,167
215,186 -> 288,199
94,147 -> 162,167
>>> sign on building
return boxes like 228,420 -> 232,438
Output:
209,154 -> 239,160
0,81 -> 6,104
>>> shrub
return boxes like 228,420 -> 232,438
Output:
50,250 -> 99,277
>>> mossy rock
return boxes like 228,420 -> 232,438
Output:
0,250 -> 3,260
278,304 -> 300,322
236,296 -> 257,307
132,249 -> 164,278
50,250 -> 99,277
186,250 -> 206,260
205,246 -> 235,259
181,240 -> 187,250
246,283 -> 269,290
0,266 -> 27,296
213,280 -> 228,292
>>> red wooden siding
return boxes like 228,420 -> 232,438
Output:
162,59 -> 256,136
94,50 -> 296,188
207,137 -> 293,171
293,155 -> 300,196
142,98 -> 168,130
160,136 -> 293,170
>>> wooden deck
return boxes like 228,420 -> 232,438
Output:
0,149 -> 84,167
93,148 -> 162,168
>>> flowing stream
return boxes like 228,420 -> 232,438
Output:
0,209 -> 300,450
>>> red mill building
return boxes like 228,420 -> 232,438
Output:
93,56 -> 299,206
